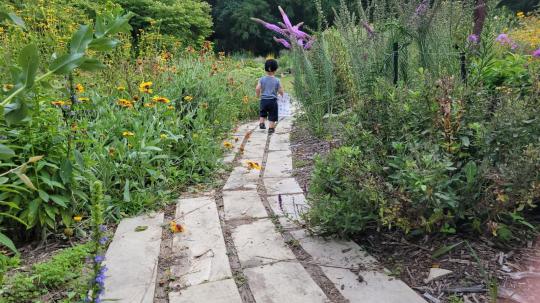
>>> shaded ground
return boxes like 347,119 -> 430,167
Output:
290,120 -> 540,303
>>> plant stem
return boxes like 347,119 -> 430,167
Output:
0,70 -> 55,107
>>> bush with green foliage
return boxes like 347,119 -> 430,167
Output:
289,0 -> 540,240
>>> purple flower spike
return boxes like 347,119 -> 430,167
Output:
304,38 -> 315,50
251,18 -> 285,35
278,6 -> 294,32
274,37 -> 291,48
414,0 -> 429,17
533,48 -> 540,58
99,236 -> 109,245
468,34 -> 479,44
95,255 -> 105,263
99,225 -> 107,232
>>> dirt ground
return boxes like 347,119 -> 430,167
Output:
290,120 -> 540,303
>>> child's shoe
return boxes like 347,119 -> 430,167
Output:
259,123 -> 266,129
268,128 -> 275,134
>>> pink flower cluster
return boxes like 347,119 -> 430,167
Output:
496,33 -> 518,50
252,6 -> 315,50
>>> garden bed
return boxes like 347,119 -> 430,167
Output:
291,120 -> 539,303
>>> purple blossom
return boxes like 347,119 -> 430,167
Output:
362,22 -> 375,38
414,0 -> 429,17
95,273 -> 106,287
94,255 -> 105,263
496,33 -> 511,45
253,6 -> 315,50
99,236 -> 109,245
274,37 -> 291,49
533,48 -> 540,57
467,34 -> 479,44
99,225 -> 107,232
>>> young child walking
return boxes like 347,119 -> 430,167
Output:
256,59 -> 284,134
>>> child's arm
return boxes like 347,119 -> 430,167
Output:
256,81 -> 261,98
278,81 -> 284,97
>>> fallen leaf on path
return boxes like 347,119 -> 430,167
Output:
170,221 -> 185,233
135,226 -> 148,232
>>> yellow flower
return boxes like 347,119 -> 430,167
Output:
71,123 -> 78,131
51,100 -> 66,106
117,86 -> 126,91
117,98 -> 134,108
242,96 -> 249,104
122,131 -> 135,137
108,147 -> 116,157
517,11 -> 525,18
167,105 -> 175,110
128,143 -> 133,148
78,97 -> 89,103
139,81 -> 153,94
246,160 -> 262,170
183,95 -> 193,102
144,103 -> 155,108
75,83 -> 84,93
152,96 -> 171,104
160,134 -> 168,139
200,102 -> 209,109
223,141 -> 233,149
2,84 -> 14,92
73,216 -> 82,222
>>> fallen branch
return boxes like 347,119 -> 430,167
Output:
443,285 -> 486,293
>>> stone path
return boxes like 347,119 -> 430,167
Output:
103,108 -> 427,302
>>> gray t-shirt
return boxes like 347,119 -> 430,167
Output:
259,76 -> 281,99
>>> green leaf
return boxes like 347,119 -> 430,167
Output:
0,143 -> 15,159
0,12 -> 26,29
123,180 -> 131,202
0,212 -> 27,226
78,58 -> 106,71
0,232 -> 17,254
50,195 -> 69,208
69,24 -> 93,54
60,159 -> 73,184
28,199 -> 41,224
464,161 -> 477,186
4,100 -> 29,125
88,37 -> 120,51
74,150 -> 85,169
95,13 -> 134,38
19,44 -> 39,89
432,241 -> 464,259
134,226 -> 148,232
38,189 -> 50,202
49,53 -> 85,74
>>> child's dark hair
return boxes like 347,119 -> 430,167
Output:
264,59 -> 279,72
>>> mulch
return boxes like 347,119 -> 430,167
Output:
290,120 -> 540,303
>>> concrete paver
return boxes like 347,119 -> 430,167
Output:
223,190 -> 268,221
169,279 -> 242,303
103,213 -> 164,303
264,177 -> 303,195
171,197 -> 232,287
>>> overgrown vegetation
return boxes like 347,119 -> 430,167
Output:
284,0 -> 539,240
0,0 -> 258,256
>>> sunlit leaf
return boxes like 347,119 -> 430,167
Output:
19,44 -> 39,89
69,24 -> 93,54
0,232 -> 17,254
49,53 -> 85,74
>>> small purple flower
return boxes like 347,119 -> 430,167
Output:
94,255 -> 105,263
99,225 -> 107,232
414,0 -> 429,17
533,48 -> 540,57
99,236 -> 109,245
468,34 -> 479,44
496,33 -> 511,45
362,22 -> 375,38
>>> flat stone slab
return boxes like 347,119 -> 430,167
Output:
169,279 -> 242,303
268,194 -> 308,228
264,177 -> 303,195
244,261 -> 330,303
103,213 -> 164,303
223,166 -> 259,191
265,150 -> 293,178
290,230 -> 426,303
232,218 -> 295,267
171,197 -> 232,287
223,190 -> 268,221
269,133 -> 290,151
323,268 -> 427,303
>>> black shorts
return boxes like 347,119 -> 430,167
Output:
260,98 -> 278,122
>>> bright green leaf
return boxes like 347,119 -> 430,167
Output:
0,232 -> 17,254
0,143 -> 15,159
69,24 -> 93,54
19,44 -> 39,89
49,53 -> 85,74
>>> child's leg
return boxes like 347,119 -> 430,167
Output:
268,98 -> 279,131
